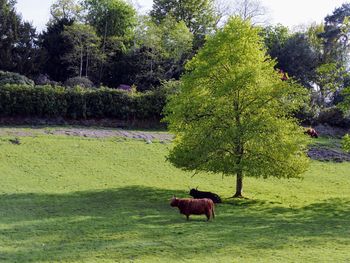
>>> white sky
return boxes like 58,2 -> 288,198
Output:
16,0 -> 348,31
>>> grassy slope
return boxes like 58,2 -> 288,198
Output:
0,134 -> 349,262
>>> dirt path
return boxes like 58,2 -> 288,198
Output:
2,126 -> 350,162
0,127 -> 173,142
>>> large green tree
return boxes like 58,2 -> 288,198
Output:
165,17 -> 309,197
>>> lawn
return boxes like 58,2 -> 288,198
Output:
0,132 -> 349,262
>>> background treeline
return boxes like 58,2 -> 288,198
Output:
1,0 -> 350,126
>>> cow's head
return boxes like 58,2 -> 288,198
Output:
170,196 -> 179,207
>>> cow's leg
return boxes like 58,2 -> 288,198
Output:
206,210 -> 211,221
186,215 -> 189,221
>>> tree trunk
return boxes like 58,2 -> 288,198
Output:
79,46 -> 83,78
233,170 -> 244,198
98,19 -> 108,85
85,46 -> 89,78
233,93 -> 244,198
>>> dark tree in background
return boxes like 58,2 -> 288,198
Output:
320,3 -> 350,64
276,33 -> 320,88
39,18 -> 75,82
263,26 -> 320,88
0,0 -> 38,76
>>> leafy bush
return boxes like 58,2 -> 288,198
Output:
65,77 -> 94,89
0,71 -> 34,86
35,74 -> 60,86
0,84 -> 165,121
316,107 -> 350,127
342,134 -> 350,153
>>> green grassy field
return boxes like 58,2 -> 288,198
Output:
0,132 -> 349,262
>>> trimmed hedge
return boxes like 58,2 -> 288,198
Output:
0,84 -> 166,121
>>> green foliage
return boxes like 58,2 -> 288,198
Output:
165,18 -> 309,195
64,76 -> 94,88
135,15 -> 193,62
83,0 -> 136,38
62,23 -> 103,79
262,24 -> 291,56
315,63 -> 347,104
263,26 -> 321,87
306,22 -> 325,55
160,79 -> 181,96
0,84 -> 165,120
159,16 -> 193,61
342,134 -> 350,152
50,0 -> 83,22
150,0 -> 216,48
0,71 -> 34,86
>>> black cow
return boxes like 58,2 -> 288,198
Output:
189,188 -> 222,203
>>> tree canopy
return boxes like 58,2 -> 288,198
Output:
83,0 -> 136,38
165,17 -> 309,197
321,3 -> 350,64
150,0 -> 216,48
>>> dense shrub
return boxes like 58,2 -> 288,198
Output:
0,84 -> 165,121
35,74 -> 60,86
0,71 -> 34,86
65,77 -> 94,89
316,107 -> 350,127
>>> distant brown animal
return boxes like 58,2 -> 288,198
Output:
170,197 -> 215,221
305,128 -> 318,138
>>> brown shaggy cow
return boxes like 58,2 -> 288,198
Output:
305,128 -> 319,138
170,197 -> 215,221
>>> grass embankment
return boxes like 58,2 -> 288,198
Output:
0,133 -> 349,262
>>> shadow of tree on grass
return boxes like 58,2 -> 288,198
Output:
0,186 -> 349,262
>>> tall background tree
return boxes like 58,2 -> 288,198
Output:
165,18 -> 309,198
320,3 -> 350,64
83,0 -> 136,38
39,17 -> 75,82
83,0 -> 137,84
50,0 -> 83,22
0,0 -> 38,76
61,23 -> 102,80
150,0 -> 216,49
